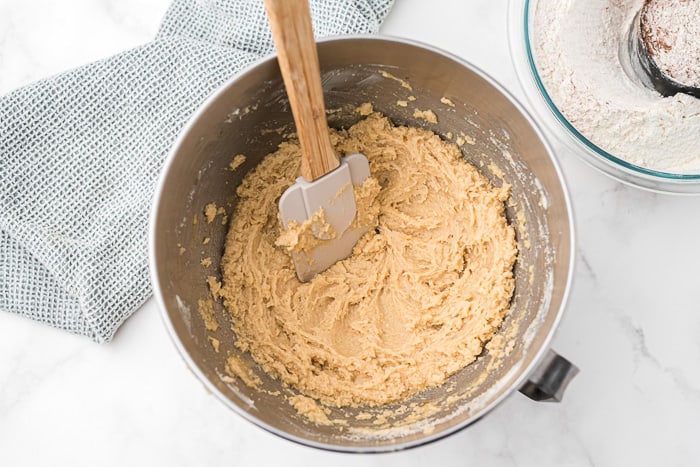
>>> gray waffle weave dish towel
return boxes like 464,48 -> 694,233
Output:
0,0 -> 394,343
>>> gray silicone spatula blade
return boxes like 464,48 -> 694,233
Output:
264,0 -> 370,282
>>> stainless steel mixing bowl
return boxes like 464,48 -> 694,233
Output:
149,36 -> 577,452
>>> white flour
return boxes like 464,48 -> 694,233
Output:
533,0 -> 700,173
642,0 -> 700,88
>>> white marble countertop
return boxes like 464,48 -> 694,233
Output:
2,0 -> 700,465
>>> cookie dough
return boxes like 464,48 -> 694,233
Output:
229,154 -> 246,171
220,111 -> 517,407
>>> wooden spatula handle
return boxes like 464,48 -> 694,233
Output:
264,0 -> 339,181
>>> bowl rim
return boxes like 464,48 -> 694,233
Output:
148,34 -> 576,453
520,0 -> 700,181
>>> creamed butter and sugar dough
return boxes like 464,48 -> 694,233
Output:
220,111 -> 517,407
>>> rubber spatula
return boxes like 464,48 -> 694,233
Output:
264,0 -> 370,282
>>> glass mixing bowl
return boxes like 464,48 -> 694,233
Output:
507,0 -> 700,194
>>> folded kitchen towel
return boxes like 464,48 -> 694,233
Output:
0,0 -> 394,343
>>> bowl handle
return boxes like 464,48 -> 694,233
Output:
518,349 -> 578,402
